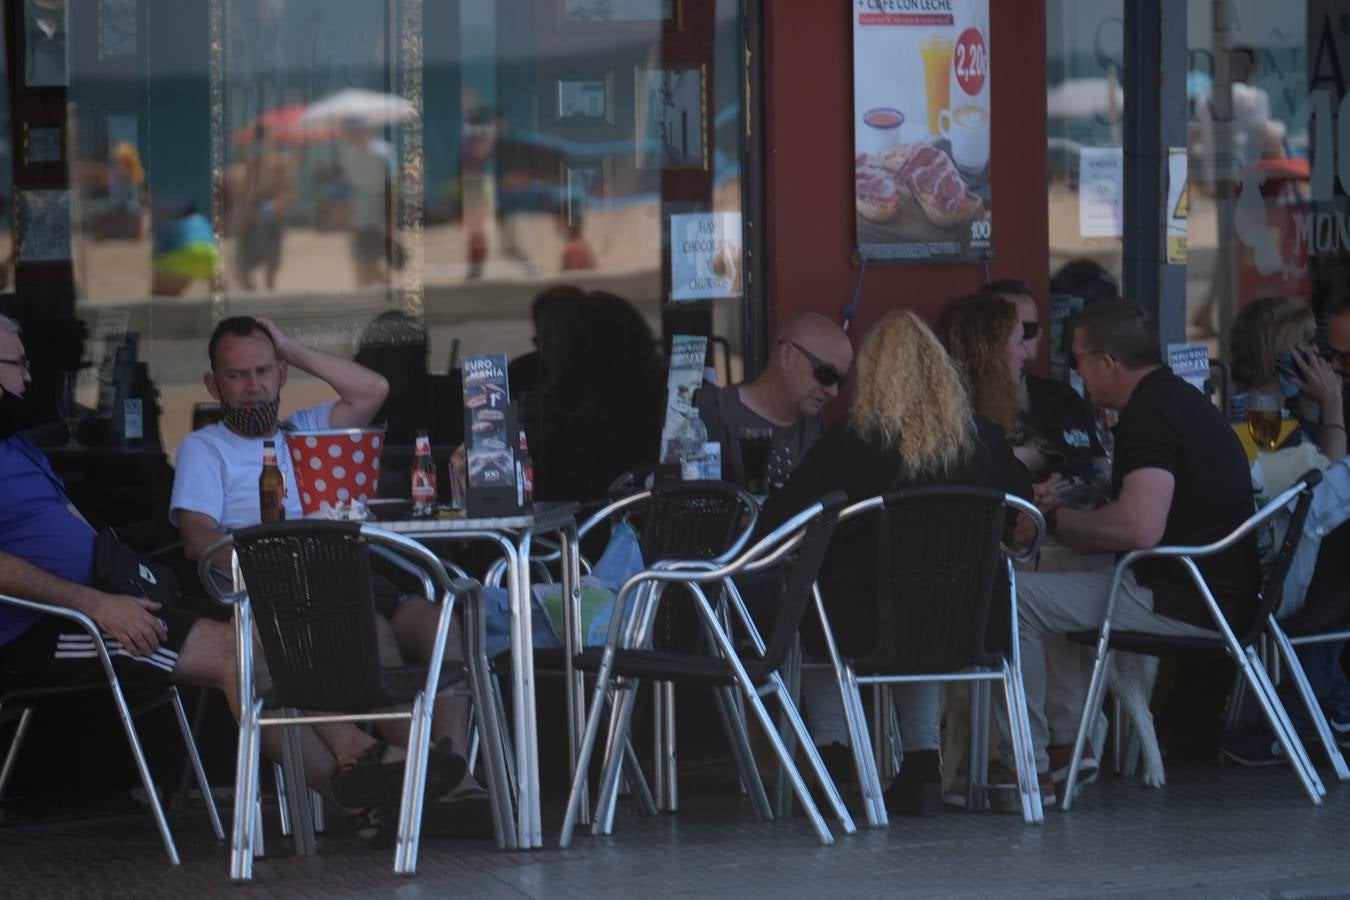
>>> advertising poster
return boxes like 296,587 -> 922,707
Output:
670,212 -> 743,301
852,0 -> 991,262
462,353 -> 516,490
659,335 -> 708,463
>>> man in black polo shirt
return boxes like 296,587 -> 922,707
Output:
984,278 -> 1107,480
990,300 -> 1258,804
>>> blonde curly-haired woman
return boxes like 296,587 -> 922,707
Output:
760,309 -> 1031,817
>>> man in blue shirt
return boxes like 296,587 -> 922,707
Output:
0,314 -> 454,837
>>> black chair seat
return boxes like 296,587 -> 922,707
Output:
1279,603 -> 1350,638
1065,629 -> 1232,660
258,664 -> 467,712
573,648 -> 740,686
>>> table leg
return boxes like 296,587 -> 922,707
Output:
509,531 -> 544,848
559,522 -> 590,826
499,536 -> 534,848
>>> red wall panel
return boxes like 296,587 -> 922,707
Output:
762,1 -> 1049,341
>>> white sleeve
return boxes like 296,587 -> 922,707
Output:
169,433 -> 227,528
285,402 -> 335,432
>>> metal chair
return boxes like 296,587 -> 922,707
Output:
485,479 -> 758,821
1253,514 -> 1350,781
0,594 -> 224,865
200,520 -> 512,880
812,487 -> 1046,828
1061,472 -> 1327,809
559,492 -> 854,848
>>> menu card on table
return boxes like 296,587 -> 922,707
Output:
462,352 -> 520,516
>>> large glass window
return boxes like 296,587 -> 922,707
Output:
1044,0 -> 1125,377
1185,1 -> 1328,347
48,0 -> 747,468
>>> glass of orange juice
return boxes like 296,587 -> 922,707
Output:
920,34 -> 954,137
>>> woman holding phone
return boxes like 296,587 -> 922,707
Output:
1229,295 -> 1345,463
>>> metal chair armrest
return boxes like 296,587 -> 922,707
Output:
1002,494 -> 1046,563
198,534 -> 245,607
0,592 -> 106,647
372,544 -> 436,602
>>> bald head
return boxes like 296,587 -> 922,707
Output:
760,312 -> 854,419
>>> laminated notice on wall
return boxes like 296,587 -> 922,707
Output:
1079,147 -> 1123,238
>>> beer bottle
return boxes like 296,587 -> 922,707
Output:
516,430 -> 534,505
259,439 -> 285,523
411,429 -> 438,515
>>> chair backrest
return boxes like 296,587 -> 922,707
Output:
230,520 -> 399,711
636,480 -> 752,651
853,485 -> 1008,675
743,492 -> 846,683
636,480 -> 749,562
1238,473 -> 1319,643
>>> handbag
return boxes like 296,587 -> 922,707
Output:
92,527 -> 179,607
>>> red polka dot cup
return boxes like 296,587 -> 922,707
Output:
287,427 -> 386,516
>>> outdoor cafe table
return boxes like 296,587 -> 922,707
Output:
375,501 -> 581,851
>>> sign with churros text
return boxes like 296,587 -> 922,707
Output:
853,0 -> 992,262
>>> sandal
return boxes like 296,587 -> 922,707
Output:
346,804 -> 394,848
332,739 -> 469,813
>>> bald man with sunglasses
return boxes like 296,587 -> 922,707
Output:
697,312 -> 853,490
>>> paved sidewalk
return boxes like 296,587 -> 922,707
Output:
3,763 -> 1349,898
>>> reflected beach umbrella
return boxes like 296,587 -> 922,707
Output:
297,88 -> 415,129
1046,77 -> 1124,120
231,104 -> 339,145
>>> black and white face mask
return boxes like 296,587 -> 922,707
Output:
220,395 -> 281,437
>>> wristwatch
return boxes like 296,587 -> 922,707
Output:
1044,508 -> 1059,537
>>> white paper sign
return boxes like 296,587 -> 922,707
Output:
670,212 -> 742,301
1079,147 -> 1123,238
1167,342 -> 1210,394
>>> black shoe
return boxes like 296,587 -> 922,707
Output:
815,742 -> 856,786
424,781 -> 495,840
883,750 -> 942,817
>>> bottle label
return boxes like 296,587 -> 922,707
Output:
412,469 -> 436,505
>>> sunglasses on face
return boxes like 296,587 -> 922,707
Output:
1067,348 -> 1108,372
0,357 -> 30,373
1021,321 -> 1040,341
782,340 -> 847,388
1329,347 -> 1350,368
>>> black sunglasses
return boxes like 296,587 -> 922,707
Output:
782,340 -> 847,387
1067,348 -> 1109,371
1022,321 -> 1040,341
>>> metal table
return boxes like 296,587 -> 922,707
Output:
375,502 -> 581,850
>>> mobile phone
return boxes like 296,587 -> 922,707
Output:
1274,352 -> 1299,380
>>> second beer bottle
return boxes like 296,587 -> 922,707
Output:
412,429 -> 438,515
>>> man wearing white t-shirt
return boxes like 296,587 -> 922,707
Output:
172,316 -> 491,837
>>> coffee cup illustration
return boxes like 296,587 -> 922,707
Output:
938,104 -> 989,175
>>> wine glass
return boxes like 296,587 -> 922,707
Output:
56,371 -> 82,447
